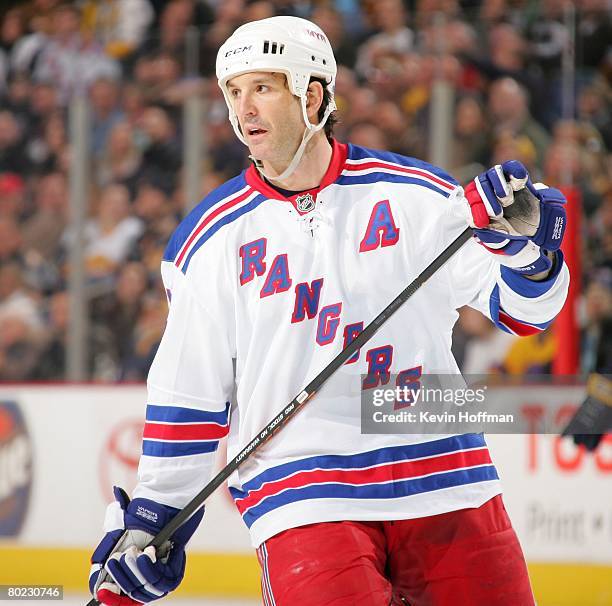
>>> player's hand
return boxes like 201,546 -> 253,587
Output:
89,486 -> 204,605
464,160 -> 567,276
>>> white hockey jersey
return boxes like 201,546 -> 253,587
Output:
134,140 -> 569,547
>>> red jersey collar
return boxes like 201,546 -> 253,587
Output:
245,138 -> 348,214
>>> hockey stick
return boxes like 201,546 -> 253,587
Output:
87,225 -> 473,606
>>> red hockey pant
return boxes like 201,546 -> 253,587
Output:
256,495 -> 535,605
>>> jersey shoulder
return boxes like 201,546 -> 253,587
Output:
164,171 -> 262,273
342,143 -> 459,196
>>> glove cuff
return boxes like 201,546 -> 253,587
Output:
125,498 -> 204,548
532,187 -> 566,251
507,249 -> 553,276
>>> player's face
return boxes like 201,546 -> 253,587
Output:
226,72 -> 304,169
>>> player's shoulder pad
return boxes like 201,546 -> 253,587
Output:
343,144 -> 459,196
164,171 -> 252,270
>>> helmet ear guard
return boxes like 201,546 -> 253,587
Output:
216,16 -> 337,180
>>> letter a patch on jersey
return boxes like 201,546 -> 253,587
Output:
359,200 -> 400,252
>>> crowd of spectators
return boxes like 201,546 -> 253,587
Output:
0,0 -> 609,381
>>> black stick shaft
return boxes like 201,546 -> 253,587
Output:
87,226 -> 472,606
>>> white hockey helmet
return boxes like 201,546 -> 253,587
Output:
216,16 -> 337,180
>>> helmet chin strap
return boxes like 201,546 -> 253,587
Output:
249,96 -> 334,183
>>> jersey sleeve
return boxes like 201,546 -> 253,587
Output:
444,188 -> 570,336
132,259 -> 235,509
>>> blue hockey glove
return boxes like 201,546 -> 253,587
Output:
464,160 -> 567,276
89,486 -> 204,606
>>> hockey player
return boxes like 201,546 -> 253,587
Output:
89,16 -> 569,606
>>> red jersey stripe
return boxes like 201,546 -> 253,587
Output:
175,186 -> 254,267
143,422 -> 229,441
498,311 -> 542,336
235,447 -> 492,514
344,160 -> 455,190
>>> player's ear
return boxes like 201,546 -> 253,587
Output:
305,81 -> 324,122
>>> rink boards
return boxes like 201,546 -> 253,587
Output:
0,384 -> 610,605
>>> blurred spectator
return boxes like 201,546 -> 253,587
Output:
356,0 -> 414,81
33,287 -> 111,380
0,216 -> 24,265
347,122 -> 388,151
451,95 -> 489,180
586,188 -> 612,273
199,0 -> 244,75
90,77 -> 125,156
132,52 -> 203,113
1,74 -> 32,126
91,261 -> 149,374
21,171 -> 68,261
132,54 -> 160,103
96,120 -> 143,193
26,81 -> 61,143
81,0 -> 155,60
577,83 -> 612,151
581,268 -> 612,375
460,20 -> 552,126
375,100 -> 415,156
242,1 -> 274,23
0,173 -> 26,220
121,82 -> 147,130
477,0 -> 529,31
32,289 -> 69,380
488,22 -> 527,73
576,0 -> 612,71
205,96 -> 248,178
414,0 -> 462,29
0,313 -> 44,381
133,181 -> 177,238
487,77 -> 551,167
542,127 -> 608,220
0,8 -> 27,92
33,4 -> 121,103
0,262 -> 43,342
76,183 -> 144,280
119,291 -> 166,380
525,0 -> 567,75
135,0 -> 213,72
490,128 -> 538,177
27,110 -> 69,174
0,109 -> 29,174
311,5 -> 357,69
344,86 -> 378,129
7,6 -> 52,77
138,105 -> 182,193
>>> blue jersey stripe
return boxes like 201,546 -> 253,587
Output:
164,173 -> 248,262
180,193 -> 268,273
346,144 -> 459,186
337,172 -> 452,198
500,251 -> 564,298
231,434 -> 486,497
240,465 -> 498,528
142,439 -> 220,457
145,402 -> 230,424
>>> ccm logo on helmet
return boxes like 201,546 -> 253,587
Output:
225,45 -> 252,57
